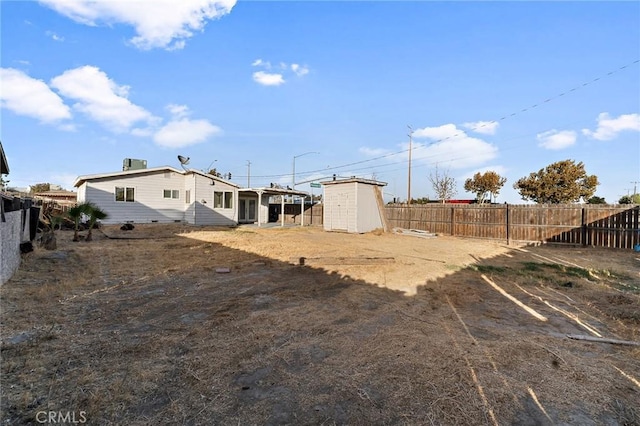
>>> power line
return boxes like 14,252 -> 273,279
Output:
235,117 -> 592,181
234,59 -> 639,180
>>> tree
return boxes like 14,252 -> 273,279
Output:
85,203 -> 108,242
513,160 -> 599,204
38,213 -> 65,250
411,197 -> 431,204
618,194 -> 640,204
429,166 -> 457,203
67,203 -> 93,242
464,171 -> 507,203
30,183 -> 51,193
587,196 -> 607,205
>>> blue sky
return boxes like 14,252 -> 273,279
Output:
1,1 -> 639,203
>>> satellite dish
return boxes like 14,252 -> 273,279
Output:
177,155 -> 190,171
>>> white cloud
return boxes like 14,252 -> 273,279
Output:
411,124 -> 498,169
0,67 -> 72,123
46,30 -> 64,41
50,65 -> 153,132
166,104 -> 190,119
130,127 -> 154,137
252,71 -> 285,86
251,59 -> 309,85
462,120 -> 499,135
49,172 -> 78,190
153,105 -> 221,148
39,0 -> 236,50
461,165 -> 508,181
291,63 -> 309,77
359,147 -> 391,157
537,129 -> 577,150
582,112 -> 640,141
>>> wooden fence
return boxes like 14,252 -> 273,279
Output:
385,204 -> 640,249
278,203 -> 324,225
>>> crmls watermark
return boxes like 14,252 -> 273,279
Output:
35,411 -> 87,424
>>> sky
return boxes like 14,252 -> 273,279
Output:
1,0 -> 639,203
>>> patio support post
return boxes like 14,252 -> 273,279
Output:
257,191 -> 262,227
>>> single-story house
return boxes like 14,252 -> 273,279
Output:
73,166 -> 240,226
32,190 -> 78,210
73,167 -> 312,227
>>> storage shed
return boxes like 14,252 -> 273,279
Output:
321,178 -> 388,233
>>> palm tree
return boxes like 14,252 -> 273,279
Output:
85,203 -> 108,242
67,202 -> 92,242
40,213 -> 64,250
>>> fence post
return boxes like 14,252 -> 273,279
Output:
506,204 -> 510,245
581,207 -> 587,247
450,206 -> 455,236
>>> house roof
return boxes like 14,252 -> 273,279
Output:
0,141 -> 9,175
320,177 -> 387,187
33,190 -> 78,198
73,166 -> 239,188
239,187 -> 309,197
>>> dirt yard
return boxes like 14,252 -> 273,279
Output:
1,224 -> 639,425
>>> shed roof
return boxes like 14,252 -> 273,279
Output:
73,166 -> 239,188
320,177 -> 387,187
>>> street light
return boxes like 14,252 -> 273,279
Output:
292,151 -> 319,188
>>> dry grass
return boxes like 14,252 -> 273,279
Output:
2,225 -> 639,425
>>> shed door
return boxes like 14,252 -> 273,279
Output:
330,193 -> 348,231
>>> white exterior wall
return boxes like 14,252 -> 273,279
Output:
259,197 -> 269,224
355,183 -> 384,233
323,183 -> 357,232
193,174 -> 237,226
184,174 -> 197,224
77,184 -> 86,203
0,211 -> 22,285
323,181 -> 385,233
81,170 -> 187,224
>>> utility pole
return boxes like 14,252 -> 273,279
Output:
246,160 -> 251,188
407,125 -> 413,205
631,181 -> 639,195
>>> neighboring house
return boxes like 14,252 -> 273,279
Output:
73,167 -> 239,226
32,190 -> 78,210
322,177 -> 388,233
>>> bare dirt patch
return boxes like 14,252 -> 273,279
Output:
2,224 -> 639,425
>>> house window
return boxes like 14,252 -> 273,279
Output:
214,191 -> 233,209
185,190 -> 191,204
163,189 -> 179,199
224,192 -> 233,209
115,187 -> 135,202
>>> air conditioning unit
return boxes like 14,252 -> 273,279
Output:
123,158 -> 148,171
